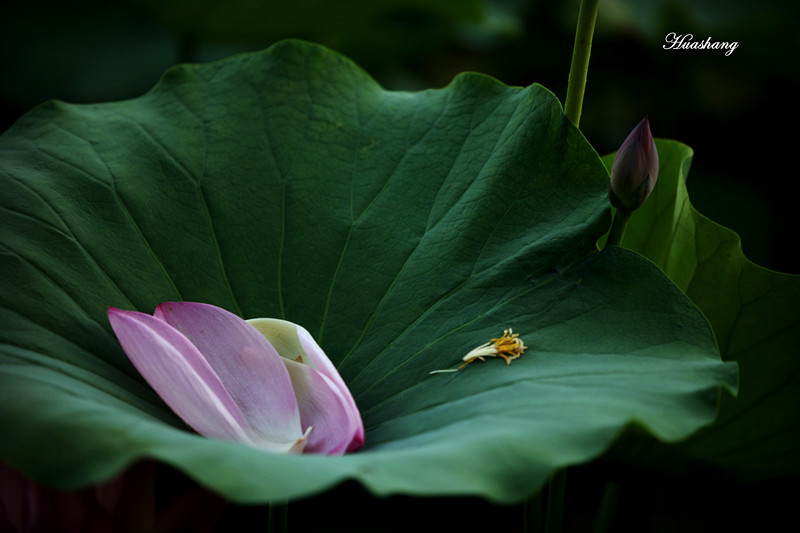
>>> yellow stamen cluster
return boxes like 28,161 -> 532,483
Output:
459,329 -> 527,369
430,329 -> 528,374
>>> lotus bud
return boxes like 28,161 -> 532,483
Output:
608,117 -> 659,210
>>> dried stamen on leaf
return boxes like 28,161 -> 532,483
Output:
429,329 -> 528,374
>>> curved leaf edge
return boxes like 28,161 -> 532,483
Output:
601,139 -> 800,480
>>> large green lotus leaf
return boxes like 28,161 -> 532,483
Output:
603,140 -> 800,480
0,41 -> 735,503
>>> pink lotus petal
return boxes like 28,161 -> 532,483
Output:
107,308 -> 252,443
246,318 -> 364,453
282,360 -> 363,455
153,302 -> 304,445
295,326 -> 364,449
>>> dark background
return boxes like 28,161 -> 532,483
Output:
3,0 -> 798,273
2,1 -> 798,530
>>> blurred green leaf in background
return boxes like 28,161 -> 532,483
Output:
602,141 -> 800,482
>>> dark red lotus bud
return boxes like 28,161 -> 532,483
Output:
609,117 -> 659,210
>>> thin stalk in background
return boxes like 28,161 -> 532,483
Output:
523,489 -> 544,533
545,470 -> 566,533
564,0 -> 601,127
523,469 -> 567,533
593,481 -> 620,533
268,502 -> 288,533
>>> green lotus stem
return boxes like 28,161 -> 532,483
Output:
607,208 -> 632,247
593,481 -> 620,533
523,490 -> 544,532
545,469 -> 566,533
565,0 -> 601,126
269,502 -> 288,533
522,469 -> 567,533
